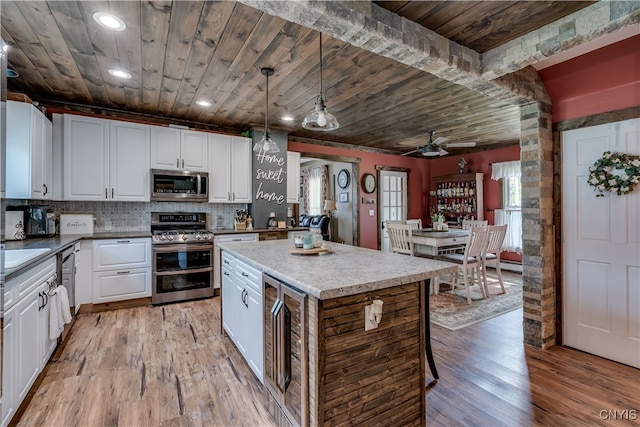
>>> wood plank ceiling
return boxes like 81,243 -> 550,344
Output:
2,1 -> 596,156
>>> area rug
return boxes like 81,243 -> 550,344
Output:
430,273 -> 522,331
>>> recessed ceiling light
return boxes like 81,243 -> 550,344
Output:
196,100 -> 212,107
108,68 -> 132,79
281,114 -> 294,122
93,12 -> 126,31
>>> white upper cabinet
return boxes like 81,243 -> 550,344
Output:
150,126 -> 208,171
6,100 -> 54,199
109,121 -> 150,201
63,114 -> 150,201
287,151 -> 301,204
63,115 -> 109,201
209,134 -> 252,203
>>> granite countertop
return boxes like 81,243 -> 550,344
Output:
219,240 -> 457,300
3,231 -> 152,279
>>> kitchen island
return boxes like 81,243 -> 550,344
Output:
219,239 -> 456,427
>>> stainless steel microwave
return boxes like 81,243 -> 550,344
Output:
150,169 -> 209,202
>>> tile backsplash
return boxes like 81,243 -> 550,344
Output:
7,200 -> 247,232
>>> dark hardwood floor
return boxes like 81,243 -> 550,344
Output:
14,282 -> 640,427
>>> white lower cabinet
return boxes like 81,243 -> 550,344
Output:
93,269 -> 151,302
92,238 -> 151,303
2,258 -> 57,427
2,306 -> 17,427
220,251 -> 263,382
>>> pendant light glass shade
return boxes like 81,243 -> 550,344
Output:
253,67 -> 280,153
302,33 -> 339,132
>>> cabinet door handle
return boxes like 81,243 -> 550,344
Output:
112,188 -> 114,198
232,192 -> 235,201
182,159 -> 185,169
117,271 -> 131,275
105,188 -> 108,198
38,292 -> 44,311
223,271 -> 230,276
223,260 -> 230,264
241,272 -> 249,277
177,158 -> 180,169
228,192 -> 231,200
43,183 -> 48,196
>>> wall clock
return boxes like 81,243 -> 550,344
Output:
362,173 -> 376,193
337,169 -> 350,189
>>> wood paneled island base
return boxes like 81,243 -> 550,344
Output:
308,281 -> 427,426
220,240 -> 456,426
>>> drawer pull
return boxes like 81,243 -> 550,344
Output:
117,271 -> 131,275
116,240 -> 130,244
223,260 -> 230,264
223,271 -> 230,276
232,238 -> 242,242
241,272 -> 249,277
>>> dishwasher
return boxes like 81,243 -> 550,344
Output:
58,245 -> 77,342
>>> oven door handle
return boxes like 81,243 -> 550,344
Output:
153,243 -> 214,252
154,266 -> 213,276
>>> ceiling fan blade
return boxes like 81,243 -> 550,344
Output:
438,148 -> 449,156
433,136 -> 448,145
444,141 -> 476,148
401,148 -> 421,156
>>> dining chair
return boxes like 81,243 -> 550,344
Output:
461,219 -> 488,230
433,226 -> 488,304
387,222 -> 415,256
406,218 -> 423,230
481,224 -> 508,296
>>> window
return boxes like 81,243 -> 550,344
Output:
503,176 -> 522,209
491,161 -> 523,253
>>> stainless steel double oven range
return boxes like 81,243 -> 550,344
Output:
151,212 -> 214,305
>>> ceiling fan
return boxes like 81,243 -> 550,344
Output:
401,131 -> 476,157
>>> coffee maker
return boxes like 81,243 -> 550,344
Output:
8,206 -> 56,237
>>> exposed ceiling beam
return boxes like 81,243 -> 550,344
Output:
482,1 -> 640,78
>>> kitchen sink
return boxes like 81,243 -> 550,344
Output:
3,248 -> 52,270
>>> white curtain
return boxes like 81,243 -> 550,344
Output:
308,167 -> 323,215
491,160 -> 521,180
492,160 -> 522,253
494,209 -> 522,253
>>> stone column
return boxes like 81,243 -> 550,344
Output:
520,101 -> 556,348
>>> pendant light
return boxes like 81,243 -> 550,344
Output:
253,67 -> 280,153
302,33 -> 339,131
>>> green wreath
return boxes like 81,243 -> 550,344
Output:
588,151 -> 640,197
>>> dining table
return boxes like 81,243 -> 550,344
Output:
412,228 -> 469,256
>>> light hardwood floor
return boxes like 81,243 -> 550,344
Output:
14,284 -> 640,427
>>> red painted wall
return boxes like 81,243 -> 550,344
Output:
287,140 -> 430,249
539,35 -> 640,123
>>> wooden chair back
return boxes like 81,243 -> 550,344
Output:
484,224 -> 507,255
462,219 -> 488,230
387,223 -> 414,256
464,226 -> 488,259
406,219 -> 423,230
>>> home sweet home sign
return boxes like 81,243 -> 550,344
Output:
251,130 -> 288,227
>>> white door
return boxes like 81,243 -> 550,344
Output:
562,118 -> 640,368
380,170 -> 408,252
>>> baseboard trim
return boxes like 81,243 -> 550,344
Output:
499,261 -> 522,273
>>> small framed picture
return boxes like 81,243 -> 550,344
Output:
339,192 -> 349,203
